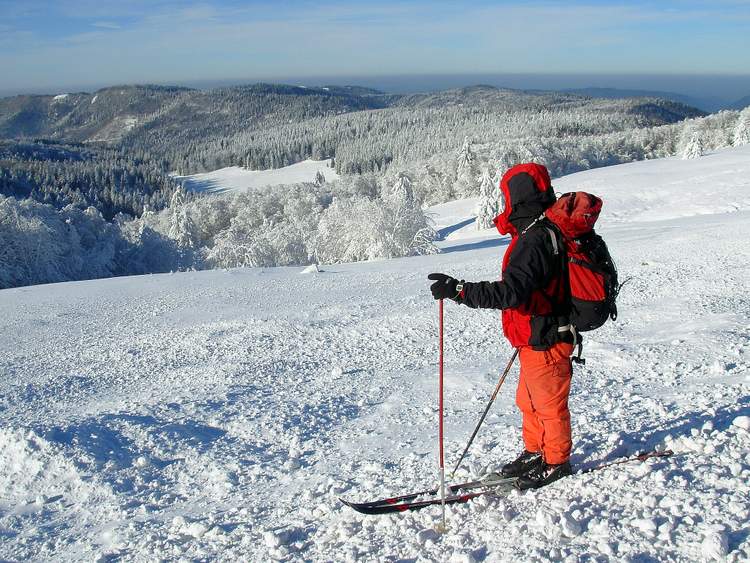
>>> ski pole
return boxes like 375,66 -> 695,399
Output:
450,348 -> 519,478
437,299 -> 447,532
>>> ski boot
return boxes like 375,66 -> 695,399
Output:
516,460 -> 572,490
499,450 -> 543,479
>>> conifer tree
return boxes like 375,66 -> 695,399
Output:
682,132 -> 704,159
733,107 -> 750,147
475,168 -> 499,230
455,137 -> 478,198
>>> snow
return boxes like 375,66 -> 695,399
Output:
53,94 -> 69,101
89,115 -> 140,142
122,116 -> 138,131
2,146 -> 750,560
428,145 -> 750,252
555,146 -> 750,223
174,159 -> 339,194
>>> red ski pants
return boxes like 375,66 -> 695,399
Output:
515,342 -> 574,465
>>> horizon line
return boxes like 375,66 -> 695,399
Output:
3,71 -> 750,100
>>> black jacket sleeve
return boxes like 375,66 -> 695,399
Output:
460,226 -> 557,310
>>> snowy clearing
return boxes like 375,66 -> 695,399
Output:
174,159 -> 339,194
1,147 -> 750,561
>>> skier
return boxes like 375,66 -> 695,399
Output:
428,163 -> 575,490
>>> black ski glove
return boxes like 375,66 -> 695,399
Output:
428,273 -> 463,300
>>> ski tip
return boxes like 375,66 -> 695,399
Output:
339,498 -> 363,512
339,498 -> 373,512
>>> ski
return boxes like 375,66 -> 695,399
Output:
340,475 -> 516,511
340,478 -> 516,515
340,449 -> 674,515
581,448 -> 674,473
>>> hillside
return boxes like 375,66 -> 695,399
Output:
0,85 -> 191,141
1,146 -> 748,561
430,144 -> 750,249
559,87 -> 723,113
0,84 -> 391,144
0,83 -> 704,177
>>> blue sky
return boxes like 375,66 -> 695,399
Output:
1,0 -> 749,94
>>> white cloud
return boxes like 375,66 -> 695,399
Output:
92,21 -> 122,30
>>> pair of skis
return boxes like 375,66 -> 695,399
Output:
340,449 -> 674,515
340,475 -> 516,515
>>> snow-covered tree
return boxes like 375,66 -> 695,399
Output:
733,107 -> 750,147
456,136 -> 475,175
204,218 -> 275,269
314,170 -> 326,186
385,174 -> 414,207
410,226 -> 440,256
0,196 -> 123,288
455,137 -> 478,198
315,197 -> 381,263
314,175 -> 436,264
475,168 -> 499,230
682,133 -> 704,159
167,188 -> 197,249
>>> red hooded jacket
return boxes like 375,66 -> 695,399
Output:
459,163 -> 570,349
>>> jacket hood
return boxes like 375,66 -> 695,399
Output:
493,163 -> 556,236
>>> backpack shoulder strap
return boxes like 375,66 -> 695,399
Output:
542,221 -> 584,360
545,226 -> 559,256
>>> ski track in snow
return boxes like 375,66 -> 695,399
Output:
2,147 -> 750,561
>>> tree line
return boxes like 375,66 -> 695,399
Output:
0,140 -> 179,220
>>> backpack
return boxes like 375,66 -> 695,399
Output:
544,192 -> 621,360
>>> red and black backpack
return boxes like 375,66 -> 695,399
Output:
544,192 -> 621,360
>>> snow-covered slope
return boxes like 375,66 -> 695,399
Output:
430,145 -> 750,250
174,159 -> 339,194
2,147 -> 750,561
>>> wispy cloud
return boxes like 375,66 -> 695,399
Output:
92,21 -> 122,30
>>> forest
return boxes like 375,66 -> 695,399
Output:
0,140 -> 178,219
1,82 -> 749,289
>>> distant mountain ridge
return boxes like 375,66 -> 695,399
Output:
0,83 -> 394,144
0,82 -> 704,146
559,87 -> 725,113
0,82 -> 706,178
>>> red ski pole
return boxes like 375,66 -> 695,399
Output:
437,299 -> 447,532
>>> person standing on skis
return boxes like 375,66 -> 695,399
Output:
428,163 -> 575,490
